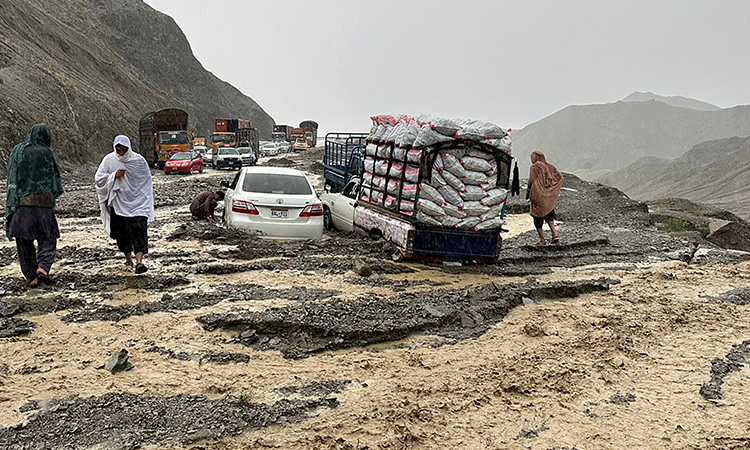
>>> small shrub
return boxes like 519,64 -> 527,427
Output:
661,217 -> 691,233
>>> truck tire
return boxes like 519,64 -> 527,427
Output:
323,207 -> 335,231
368,228 -> 382,241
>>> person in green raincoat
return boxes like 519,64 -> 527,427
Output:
5,124 -> 64,287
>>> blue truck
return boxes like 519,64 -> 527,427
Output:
322,132 -> 367,192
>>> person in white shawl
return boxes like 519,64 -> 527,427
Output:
95,135 -> 155,273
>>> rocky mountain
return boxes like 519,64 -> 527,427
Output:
0,0 -> 273,173
622,91 -> 720,111
598,136 -> 750,219
511,94 -> 750,175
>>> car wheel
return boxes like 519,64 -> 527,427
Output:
323,207 -> 335,231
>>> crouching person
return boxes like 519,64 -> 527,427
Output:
5,124 -> 64,287
190,190 -> 224,223
95,135 -> 155,274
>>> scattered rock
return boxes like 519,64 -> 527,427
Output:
606,392 -> 636,406
0,317 -> 36,338
700,340 -> 750,401
104,349 -> 134,374
353,259 -> 372,277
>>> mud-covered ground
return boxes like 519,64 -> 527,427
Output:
0,149 -> 749,449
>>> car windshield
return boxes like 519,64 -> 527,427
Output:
160,133 -> 189,144
219,148 -> 238,155
237,148 -> 252,154
242,173 -> 312,195
169,152 -> 192,160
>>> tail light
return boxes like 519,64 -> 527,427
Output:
232,199 -> 259,215
299,203 -> 324,217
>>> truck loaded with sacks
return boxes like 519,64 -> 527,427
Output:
354,114 -> 514,262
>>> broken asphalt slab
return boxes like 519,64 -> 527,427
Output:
197,278 -> 615,359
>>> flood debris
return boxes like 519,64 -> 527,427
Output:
197,279 -> 614,359
0,393 -> 337,449
700,340 -> 750,401
104,349 -> 133,374
274,379 -> 357,398
353,258 -> 372,277
62,285 -> 340,323
605,392 -> 636,406
711,287 -> 750,306
0,317 -> 36,338
144,344 -> 251,365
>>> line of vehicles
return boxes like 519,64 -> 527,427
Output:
137,109 -> 319,173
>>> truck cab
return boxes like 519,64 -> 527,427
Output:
157,130 -> 191,166
211,132 -> 236,150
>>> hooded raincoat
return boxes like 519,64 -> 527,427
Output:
5,124 -> 64,240
95,135 -> 155,236
527,151 -> 563,218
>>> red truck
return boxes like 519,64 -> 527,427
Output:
272,124 -> 293,142
216,118 -> 251,133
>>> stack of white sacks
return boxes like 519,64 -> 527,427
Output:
360,114 -> 512,231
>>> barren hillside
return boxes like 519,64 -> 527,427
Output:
0,0 -> 273,173
599,136 -> 750,219
512,94 -> 750,174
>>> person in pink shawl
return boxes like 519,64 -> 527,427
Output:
526,151 -> 563,246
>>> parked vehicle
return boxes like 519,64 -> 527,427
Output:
235,128 -> 259,155
260,142 -> 280,156
212,147 -> 242,170
164,151 -> 204,175
138,108 -> 190,168
323,132 -> 367,192
222,167 -> 324,240
292,138 -> 309,151
276,141 -> 291,153
193,136 -> 207,147
216,118 -> 251,133
204,148 -> 214,167
354,138 -> 512,263
272,124 -> 293,142
299,120 -> 319,147
236,146 -> 257,166
321,178 -> 360,232
210,132 -> 235,150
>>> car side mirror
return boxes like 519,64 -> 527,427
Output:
220,180 -> 230,188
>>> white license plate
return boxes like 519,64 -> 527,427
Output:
271,209 -> 288,218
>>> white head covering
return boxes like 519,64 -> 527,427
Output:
113,134 -> 137,163
95,135 -> 155,236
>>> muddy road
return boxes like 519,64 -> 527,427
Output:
0,149 -> 749,449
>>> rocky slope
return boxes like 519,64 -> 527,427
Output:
511,93 -> 750,174
0,0 -> 273,173
622,91 -> 720,111
599,136 -> 750,219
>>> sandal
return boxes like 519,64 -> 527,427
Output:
134,263 -> 148,274
28,277 -> 40,288
551,237 -> 560,244
125,260 -> 134,268
37,273 -> 55,285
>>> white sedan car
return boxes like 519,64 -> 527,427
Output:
223,167 -> 324,240
320,178 -> 360,232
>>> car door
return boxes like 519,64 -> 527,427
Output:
332,180 -> 359,232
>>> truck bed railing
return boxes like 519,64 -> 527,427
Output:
324,132 -> 368,191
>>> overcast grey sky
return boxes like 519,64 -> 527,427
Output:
144,0 -> 750,133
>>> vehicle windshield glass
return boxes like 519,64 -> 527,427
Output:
213,134 -> 234,143
218,148 -> 238,155
169,152 -> 191,160
242,173 -> 312,195
237,148 -> 251,154
160,133 -> 189,144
